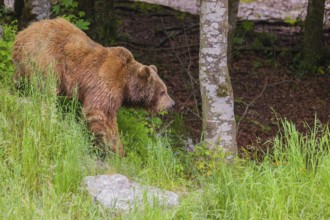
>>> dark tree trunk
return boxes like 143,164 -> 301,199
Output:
94,0 -> 116,45
228,0 -> 239,65
301,0 -> 326,73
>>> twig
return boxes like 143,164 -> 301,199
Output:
236,78 -> 268,132
178,102 -> 202,119
183,26 -> 200,117
160,18 -> 201,118
153,23 -> 199,49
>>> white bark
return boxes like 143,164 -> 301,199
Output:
199,0 -> 237,157
133,0 -> 200,14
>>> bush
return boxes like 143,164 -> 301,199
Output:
0,21 -> 17,83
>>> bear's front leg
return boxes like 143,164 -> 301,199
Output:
84,109 -> 124,156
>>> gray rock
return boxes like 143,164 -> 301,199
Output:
84,174 -> 179,211
238,0 -> 330,28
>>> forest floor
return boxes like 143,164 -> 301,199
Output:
113,3 -> 330,159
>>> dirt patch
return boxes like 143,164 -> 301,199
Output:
114,4 -> 330,157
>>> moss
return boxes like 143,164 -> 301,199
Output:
216,84 -> 228,97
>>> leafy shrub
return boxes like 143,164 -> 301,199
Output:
117,108 -> 164,162
52,0 -> 90,30
0,21 -> 17,83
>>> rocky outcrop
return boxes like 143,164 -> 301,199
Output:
238,0 -> 330,28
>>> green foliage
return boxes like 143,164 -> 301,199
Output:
292,52 -> 330,77
117,108 -> 165,163
52,0 -> 90,30
284,16 -> 302,26
292,53 -> 317,77
0,21 -> 17,83
234,21 -> 255,47
0,6 -> 15,23
174,11 -> 188,20
241,20 -> 255,32
188,144 -> 225,177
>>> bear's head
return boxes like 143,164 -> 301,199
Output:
124,62 -> 175,114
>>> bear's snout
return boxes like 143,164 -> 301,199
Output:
165,95 -> 175,110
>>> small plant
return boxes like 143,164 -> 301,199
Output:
234,21 -> 255,47
192,145 -> 226,177
284,16 -> 302,26
52,0 -> 90,30
174,11 -> 187,20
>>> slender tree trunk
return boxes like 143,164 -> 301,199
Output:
301,0 -> 325,72
199,0 -> 237,158
228,0 -> 239,65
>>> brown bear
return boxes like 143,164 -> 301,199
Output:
12,18 -> 175,156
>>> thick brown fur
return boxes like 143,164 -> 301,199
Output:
12,18 -> 175,156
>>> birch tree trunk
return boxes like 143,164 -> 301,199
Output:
199,0 -> 237,157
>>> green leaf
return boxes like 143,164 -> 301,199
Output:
78,11 -> 85,18
74,20 -> 90,31
52,5 -> 60,14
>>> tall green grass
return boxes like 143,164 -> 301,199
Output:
179,120 -> 330,219
0,71 -> 185,219
0,74 -> 110,219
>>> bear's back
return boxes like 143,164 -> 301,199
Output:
12,18 -> 94,69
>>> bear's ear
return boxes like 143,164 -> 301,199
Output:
149,65 -> 157,73
138,66 -> 151,80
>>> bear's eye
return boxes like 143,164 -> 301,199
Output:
160,91 -> 166,96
